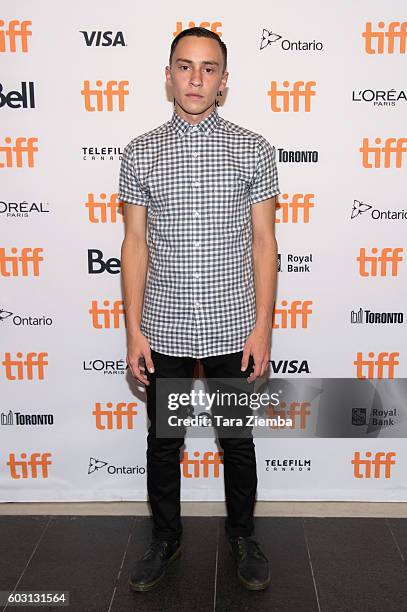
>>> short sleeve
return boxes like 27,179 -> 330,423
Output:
248,137 -> 280,205
118,142 -> 150,206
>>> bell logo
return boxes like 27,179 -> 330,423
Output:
81,80 -> 129,112
2,352 -> 48,380
266,402 -> 311,429
276,194 -> 314,224
0,247 -> 44,276
89,299 -> 126,329
173,22 -> 222,37
272,300 -> 313,329
354,351 -> 399,379
7,452 -> 52,479
362,22 -> 407,54
0,137 -> 38,168
357,247 -> 404,276
92,402 -> 138,430
268,81 -> 316,112
181,451 -> 224,478
351,451 -> 396,478
0,20 -> 32,52
86,193 -> 123,223
359,137 -> 407,168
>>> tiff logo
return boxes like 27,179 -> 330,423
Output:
0,137 -> 38,167
354,351 -> 399,379
92,402 -> 138,430
357,247 -> 403,276
351,451 -> 396,478
0,247 -> 44,276
81,80 -> 129,111
89,300 -> 126,329
362,22 -> 407,54
2,352 -> 48,380
7,452 -> 52,479
268,81 -> 316,112
360,138 -> 407,168
0,20 -> 32,52
275,194 -> 314,223
86,193 -> 123,223
181,451 -> 223,478
272,300 -> 313,329
266,402 -> 311,429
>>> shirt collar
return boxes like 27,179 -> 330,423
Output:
169,106 -> 220,137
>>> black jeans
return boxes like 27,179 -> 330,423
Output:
144,348 -> 257,542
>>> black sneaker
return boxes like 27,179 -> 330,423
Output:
128,539 -> 181,592
229,536 -> 271,590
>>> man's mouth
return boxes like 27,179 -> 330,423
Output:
186,93 -> 203,98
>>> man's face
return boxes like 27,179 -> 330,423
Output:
166,35 -> 228,118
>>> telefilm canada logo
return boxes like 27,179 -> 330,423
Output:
265,457 -> 312,472
82,145 -> 123,161
351,199 -> 407,222
260,28 -> 324,52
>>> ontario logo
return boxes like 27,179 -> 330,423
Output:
88,457 -> 145,475
260,28 -> 323,52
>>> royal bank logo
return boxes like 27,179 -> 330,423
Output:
278,253 -> 313,273
260,28 -> 324,52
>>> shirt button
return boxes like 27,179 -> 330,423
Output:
192,151 -> 198,158
194,241 -> 200,248
193,181 -> 201,187
194,272 -> 200,279
193,210 -> 200,218
194,301 -> 201,307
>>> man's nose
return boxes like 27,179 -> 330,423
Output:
189,70 -> 203,86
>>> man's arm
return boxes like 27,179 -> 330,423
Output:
251,195 -> 278,332
121,203 -> 155,384
241,195 -> 278,380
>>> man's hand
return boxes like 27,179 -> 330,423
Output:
126,331 -> 155,386
241,323 -> 271,382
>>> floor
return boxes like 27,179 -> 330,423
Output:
2,513 -> 407,611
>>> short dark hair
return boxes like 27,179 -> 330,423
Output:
169,27 -> 227,73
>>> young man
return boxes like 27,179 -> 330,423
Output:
119,27 -> 280,592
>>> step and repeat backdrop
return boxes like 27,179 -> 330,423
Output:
1,1 -> 406,502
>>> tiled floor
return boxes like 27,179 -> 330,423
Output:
1,515 -> 407,611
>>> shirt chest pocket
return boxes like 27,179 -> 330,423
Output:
208,175 -> 250,223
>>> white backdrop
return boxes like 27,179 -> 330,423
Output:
1,1 -> 406,502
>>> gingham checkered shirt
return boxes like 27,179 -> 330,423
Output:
118,106 -> 280,358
